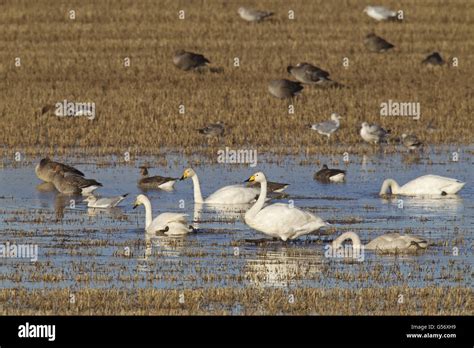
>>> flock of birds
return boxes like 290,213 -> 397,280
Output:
168,5 -> 450,150
32,5 -> 463,255
35,157 -> 465,253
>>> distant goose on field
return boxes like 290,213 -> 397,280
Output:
360,122 -> 390,144
332,231 -> 428,253
84,194 -> 128,208
51,166 -> 102,195
138,167 -> 178,191
173,50 -> 210,71
268,79 -> 303,99
422,52 -> 445,66
379,175 -> 465,196
309,113 -> 342,139
35,158 -> 84,183
401,134 -> 423,150
363,6 -> 398,21
198,122 -> 225,137
364,33 -> 394,52
238,7 -> 273,22
287,63 -> 344,88
314,165 -> 346,183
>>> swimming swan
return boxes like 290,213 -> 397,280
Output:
379,175 -> 465,196
180,168 -> 260,205
332,231 -> 428,252
133,194 -> 192,236
244,172 -> 328,241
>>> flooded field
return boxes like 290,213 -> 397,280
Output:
0,147 -> 472,314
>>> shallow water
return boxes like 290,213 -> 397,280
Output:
0,148 -> 472,292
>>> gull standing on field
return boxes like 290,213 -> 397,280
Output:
309,113 -> 342,139
364,6 -> 398,21
84,194 -> 128,208
173,50 -> 210,71
238,7 -> 273,22
364,33 -> 394,52
360,122 -> 390,144
268,79 -> 304,99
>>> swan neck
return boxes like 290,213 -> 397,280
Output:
246,180 -> 267,219
380,179 -> 400,195
191,175 -> 204,204
142,196 -> 153,229
333,232 -> 362,249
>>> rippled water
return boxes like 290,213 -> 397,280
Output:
0,148 -> 472,291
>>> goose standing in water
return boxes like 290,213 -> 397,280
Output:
332,231 -> 428,252
51,166 -> 102,195
244,172 -> 328,241
180,168 -> 260,204
138,167 -> 178,191
84,193 -> 128,208
173,50 -> 210,71
314,165 -> 346,183
35,158 -> 84,182
360,122 -> 390,144
133,194 -> 193,236
379,175 -> 465,196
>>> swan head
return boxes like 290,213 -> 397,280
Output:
245,171 -> 266,183
180,168 -> 196,181
133,194 -> 147,209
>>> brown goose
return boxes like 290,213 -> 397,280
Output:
364,33 -> 394,53
173,50 -> 210,71
51,166 -> 102,195
35,158 -> 84,183
268,79 -> 304,99
287,63 -> 344,88
422,52 -> 445,66
138,167 -> 178,191
314,165 -> 346,183
246,181 -> 289,193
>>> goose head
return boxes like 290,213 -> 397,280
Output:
180,168 -> 196,181
245,171 -> 266,183
133,194 -> 147,209
139,166 -> 149,176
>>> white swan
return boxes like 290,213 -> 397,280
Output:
380,175 -> 465,196
244,172 -> 328,241
180,168 -> 260,205
332,231 -> 428,252
133,194 -> 192,236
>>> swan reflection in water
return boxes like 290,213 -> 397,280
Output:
245,248 -> 323,288
380,195 -> 463,213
